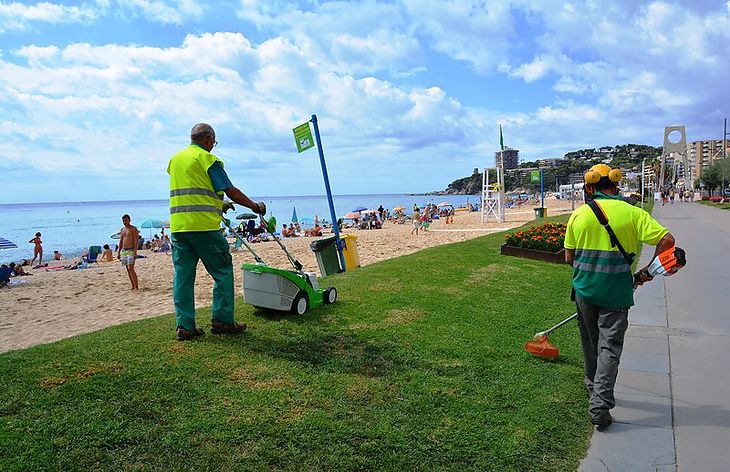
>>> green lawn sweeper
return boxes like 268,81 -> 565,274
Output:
223,216 -> 337,315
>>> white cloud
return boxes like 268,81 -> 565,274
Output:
0,1 -> 97,31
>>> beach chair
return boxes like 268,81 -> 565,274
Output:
85,246 -> 102,263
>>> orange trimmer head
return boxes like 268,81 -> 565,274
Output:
525,335 -> 560,359
525,313 -> 578,359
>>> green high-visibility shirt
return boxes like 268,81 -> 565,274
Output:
565,194 -> 668,309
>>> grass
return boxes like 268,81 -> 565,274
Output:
698,200 -> 730,210
0,215 -> 593,471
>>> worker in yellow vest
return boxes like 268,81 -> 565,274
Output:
168,123 -> 266,341
565,164 -> 675,428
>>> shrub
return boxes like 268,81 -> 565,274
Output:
504,223 -> 566,253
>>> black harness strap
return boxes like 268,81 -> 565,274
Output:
586,200 -> 635,267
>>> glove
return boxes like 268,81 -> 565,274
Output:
222,201 -> 235,213
255,201 -> 266,215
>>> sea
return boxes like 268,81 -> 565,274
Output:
0,193 -> 481,265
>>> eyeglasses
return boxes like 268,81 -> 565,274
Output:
212,138 -> 218,148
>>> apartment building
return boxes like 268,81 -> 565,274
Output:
495,147 -> 519,169
688,139 -> 730,179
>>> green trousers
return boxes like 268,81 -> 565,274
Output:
171,231 -> 234,330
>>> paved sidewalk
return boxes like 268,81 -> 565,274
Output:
580,201 -> 730,471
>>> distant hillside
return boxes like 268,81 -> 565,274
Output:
432,144 -> 661,194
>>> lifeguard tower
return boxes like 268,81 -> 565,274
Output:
481,166 -> 505,223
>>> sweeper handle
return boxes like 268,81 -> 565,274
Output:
222,218 -> 265,264
258,215 -> 304,272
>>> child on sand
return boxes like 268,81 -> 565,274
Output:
29,232 -> 43,266
99,244 -> 115,262
116,214 -> 139,290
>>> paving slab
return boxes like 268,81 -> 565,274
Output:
623,335 -> 669,356
579,422 -> 675,472
619,350 -> 669,374
614,370 -> 671,398
612,392 -> 672,428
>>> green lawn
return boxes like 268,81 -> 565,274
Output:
698,200 -> 730,210
1,215 -> 593,471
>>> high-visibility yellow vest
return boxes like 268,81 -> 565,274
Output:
167,145 -> 224,232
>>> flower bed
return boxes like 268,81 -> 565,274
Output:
504,223 -> 566,252
501,223 -> 567,264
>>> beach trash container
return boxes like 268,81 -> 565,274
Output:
310,237 -> 340,276
533,207 -> 547,219
340,234 -> 360,270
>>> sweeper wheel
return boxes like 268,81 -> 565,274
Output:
291,291 -> 309,315
324,287 -> 337,304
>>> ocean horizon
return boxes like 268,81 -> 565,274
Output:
1,193 -> 481,265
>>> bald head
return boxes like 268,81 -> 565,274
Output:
190,123 -> 215,144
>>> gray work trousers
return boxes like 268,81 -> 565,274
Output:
575,295 -> 629,418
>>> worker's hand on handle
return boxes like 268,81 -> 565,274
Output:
633,267 -> 653,288
254,201 -> 266,216
222,200 -> 235,213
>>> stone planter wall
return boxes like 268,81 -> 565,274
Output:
500,244 -> 566,264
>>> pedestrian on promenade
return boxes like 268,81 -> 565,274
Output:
564,164 -> 676,428
168,123 -> 266,342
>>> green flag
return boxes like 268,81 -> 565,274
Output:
499,125 -> 504,151
531,170 -> 540,182
293,122 -> 315,153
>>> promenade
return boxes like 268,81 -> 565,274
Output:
580,201 -> 730,471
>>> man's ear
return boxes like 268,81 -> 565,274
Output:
585,183 -> 595,195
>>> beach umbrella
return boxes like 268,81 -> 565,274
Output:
291,206 -> 298,223
360,209 -> 377,214
140,218 -> 165,229
235,213 -> 258,220
352,206 -> 367,212
0,236 -> 18,249
110,232 -> 121,240
437,201 -> 453,207
299,217 -> 315,227
344,212 -> 360,219
392,206 -> 405,212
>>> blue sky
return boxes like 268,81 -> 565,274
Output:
1,0 -> 729,203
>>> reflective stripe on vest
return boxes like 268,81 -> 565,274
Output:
168,145 -> 224,232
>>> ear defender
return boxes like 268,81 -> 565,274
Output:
584,164 -> 622,184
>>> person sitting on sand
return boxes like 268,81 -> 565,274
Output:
53,250 -> 64,261
156,234 -> 171,254
98,244 -> 115,262
9,262 -> 31,276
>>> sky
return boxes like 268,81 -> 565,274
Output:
1,0 -> 729,203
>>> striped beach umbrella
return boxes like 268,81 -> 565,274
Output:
0,236 -> 18,249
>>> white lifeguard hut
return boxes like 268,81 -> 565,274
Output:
481,166 -> 505,223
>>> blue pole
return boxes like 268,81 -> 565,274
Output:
540,168 -> 545,210
310,114 -> 347,272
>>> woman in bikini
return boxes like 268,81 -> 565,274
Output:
29,232 -> 43,266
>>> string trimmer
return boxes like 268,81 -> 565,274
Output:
525,246 -> 686,359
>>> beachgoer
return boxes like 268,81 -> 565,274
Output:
411,205 -> 421,236
168,123 -> 266,341
9,262 -> 30,276
53,250 -> 64,261
565,164 -> 675,429
99,244 -> 114,262
29,232 -> 43,266
116,214 -> 139,290
157,234 -> 171,253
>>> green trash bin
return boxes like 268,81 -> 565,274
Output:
310,237 -> 341,276
533,207 -> 547,219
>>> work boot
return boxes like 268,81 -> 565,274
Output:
176,326 -> 204,341
591,411 -> 613,429
210,321 -> 247,335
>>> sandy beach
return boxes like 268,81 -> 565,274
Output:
0,198 -> 579,353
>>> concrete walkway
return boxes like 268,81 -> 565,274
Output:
580,201 -> 730,471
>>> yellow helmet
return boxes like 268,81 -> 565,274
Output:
584,164 -> 622,184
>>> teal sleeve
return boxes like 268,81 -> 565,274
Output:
208,162 -> 233,192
